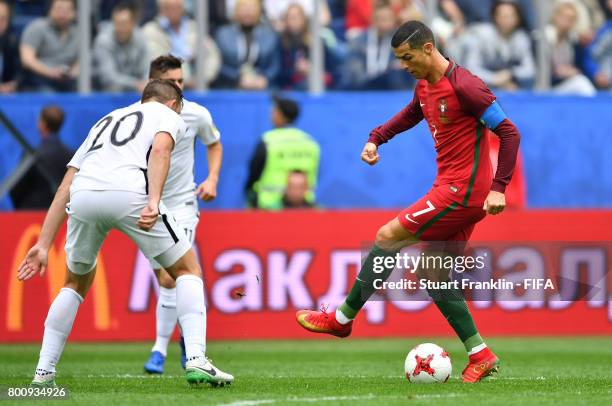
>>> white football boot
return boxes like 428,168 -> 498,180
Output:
185,357 -> 234,387
31,369 -> 57,388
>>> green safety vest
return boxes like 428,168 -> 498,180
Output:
254,127 -> 320,210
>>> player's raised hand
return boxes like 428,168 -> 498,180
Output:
138,201 -> 159,231
483,191 -> 506,215
361,142 -> 380,166
17,243 -> 49,281
196,178 -> 217,201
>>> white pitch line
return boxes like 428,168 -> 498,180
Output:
218,393 -> 466,406
218,401 -> 275,406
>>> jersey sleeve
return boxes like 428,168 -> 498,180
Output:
155,107 -> 183,144
450,67 -> 498,122
368,90 -> 424,146
67,116 -> 106,169
67,138 -> 89,169
195,105 -> 221,146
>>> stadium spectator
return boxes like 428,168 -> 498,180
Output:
561,0 -> 605,45
10,105 -> 73,209
546,0 -> 597,95
0,0 -> 19,93
214,0 -> 280,90
345,0 -> 425,39
442,0 -> 536,30
19,0 -> 79,92
263,0 -> 332,32
245,96 -> 320,210
463,0 -> 535,90
96,0 -> 158,24
143,0 -> 220,88
278,3 -> 342,90
209,0 -> 232,34
93,2 -> 149,92
341,1 -> 415,90
583,0 -> 612,89
282,170 -> 316,209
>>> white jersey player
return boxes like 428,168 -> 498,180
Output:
142,55 -> 223,374
17,80 -> 233,388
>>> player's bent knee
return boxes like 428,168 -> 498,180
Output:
67,260 -> 96,277
159,269 -> 176,288
65,262 -> 97,298
153,238 -> 191,272
375,225 -> 403,249
165,248 -> 202,279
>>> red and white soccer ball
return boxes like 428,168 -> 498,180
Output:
404,343 -> 452,383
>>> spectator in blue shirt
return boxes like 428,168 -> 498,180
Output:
214,0 -> 280,90
583,0 -> 612,89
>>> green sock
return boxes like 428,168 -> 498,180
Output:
339,245 -> 397,320
427,287 -> 483,352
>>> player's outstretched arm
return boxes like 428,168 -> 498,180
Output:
361,142 -> 380,166
197,141 -> 222,201
17,167 -> 78,281
139,131 -> 174,231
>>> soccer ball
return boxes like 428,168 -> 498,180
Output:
404,343 -> 452,383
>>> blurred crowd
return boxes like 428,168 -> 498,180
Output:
1,0 -> 611,94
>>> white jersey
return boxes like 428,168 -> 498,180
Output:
156,99 -> 220,208
68,101 -> 184,195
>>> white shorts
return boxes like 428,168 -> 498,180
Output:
148,197 -> 199,270
65,190 -> 191,275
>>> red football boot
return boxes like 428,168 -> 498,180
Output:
296,306 -> 353,338
461,347 -> 500,383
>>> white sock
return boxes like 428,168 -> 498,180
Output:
468,343 -> 488,355
176,275 -> 207,360
151,287 -> 177,356
335,308 -> 352,325
36,288 -> 83,373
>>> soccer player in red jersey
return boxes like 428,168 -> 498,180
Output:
296,20 -> 521,383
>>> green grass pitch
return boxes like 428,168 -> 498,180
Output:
1,337 -> 611,405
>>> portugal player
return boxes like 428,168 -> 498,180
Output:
296,21 -> 521,383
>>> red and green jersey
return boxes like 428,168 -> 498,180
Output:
369,60 -> 519,207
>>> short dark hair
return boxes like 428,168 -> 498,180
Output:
391,20 -> 435,49
149,55 -> 183,79
112,1 -> 137,18
40,105 -> 65,134
273,96 -> 300,124
141,79 -> 183,107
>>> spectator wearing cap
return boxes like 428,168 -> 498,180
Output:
245,96 -> 320,210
